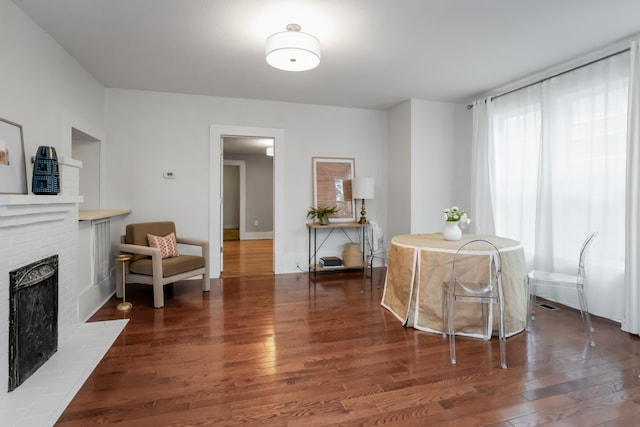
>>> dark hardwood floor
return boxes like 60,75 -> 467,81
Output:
57,269 -> 640,426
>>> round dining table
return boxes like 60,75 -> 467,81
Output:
381,233 -> 528,338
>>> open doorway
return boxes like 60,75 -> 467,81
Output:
209,125 -> 284,278
221,136 -> 274,277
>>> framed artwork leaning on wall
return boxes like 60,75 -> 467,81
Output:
311,157 -> 356,223
0,117 -> 27,194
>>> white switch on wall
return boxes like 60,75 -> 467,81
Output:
163,171 -> 175,179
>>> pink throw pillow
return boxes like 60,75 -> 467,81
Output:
147,232 -> 179,259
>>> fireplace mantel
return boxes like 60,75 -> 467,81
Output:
0,194 -> 82,228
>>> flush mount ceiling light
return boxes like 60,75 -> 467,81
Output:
265,23 -> 321,72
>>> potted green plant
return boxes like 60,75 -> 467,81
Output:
307,206 -> 338,225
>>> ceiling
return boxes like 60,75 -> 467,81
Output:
13,0 -> 640,110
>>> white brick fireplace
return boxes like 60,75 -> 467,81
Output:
0,193 -> 81,383
0,159 -> 127,426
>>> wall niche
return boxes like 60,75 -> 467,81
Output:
71,127 -> 101,210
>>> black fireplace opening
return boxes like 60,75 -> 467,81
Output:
8,255 -> 59,392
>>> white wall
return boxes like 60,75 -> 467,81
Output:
387,101 -> 413,241
0,1 -> 106,325
452,105 -> 473,226
104,89 -> 388,275
0,1 -> 105,165
410,99 -> 471,233
387,99 -> 471,239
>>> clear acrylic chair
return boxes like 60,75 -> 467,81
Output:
527,231 -> 598,347
361,220 -> 387,293
445,239 -> 507,369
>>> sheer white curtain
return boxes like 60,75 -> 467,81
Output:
491,86 -> 541,259
624,40 -> 640,334
470,98 -> 496,235
491,52 -> 630,322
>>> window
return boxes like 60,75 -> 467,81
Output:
490,52 -> 629,320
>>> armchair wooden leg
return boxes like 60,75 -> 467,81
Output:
153,282 -> 165,308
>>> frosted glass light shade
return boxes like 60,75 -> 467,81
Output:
266,24 -> 321,72
353,177 -> 375,200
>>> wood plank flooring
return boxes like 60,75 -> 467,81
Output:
58,270 -> 640,426
222,239 -> 273,277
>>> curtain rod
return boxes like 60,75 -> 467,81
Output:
466,46 -> 631,109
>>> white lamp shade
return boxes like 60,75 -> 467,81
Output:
266,25 -> 321,72
352,177 -> 375,200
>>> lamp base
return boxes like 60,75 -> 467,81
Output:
357,198 -> 367,224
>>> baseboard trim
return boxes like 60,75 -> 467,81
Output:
240,231 -> 274,240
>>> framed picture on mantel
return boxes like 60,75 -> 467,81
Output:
0,117 -> 28,195
312,157 -> 356,222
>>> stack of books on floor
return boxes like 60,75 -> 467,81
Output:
320,256 -> 343,268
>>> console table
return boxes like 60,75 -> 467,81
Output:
307,222 -> 365,275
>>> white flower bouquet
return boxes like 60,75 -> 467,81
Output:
441,206 -> 469,223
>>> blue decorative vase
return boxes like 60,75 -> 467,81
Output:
32,146 -> 60,195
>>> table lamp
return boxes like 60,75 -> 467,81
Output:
352,177 -> 375,224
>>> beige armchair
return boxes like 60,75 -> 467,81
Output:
117,221 -> 210,308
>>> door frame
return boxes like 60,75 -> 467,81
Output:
209,125 -> 284,278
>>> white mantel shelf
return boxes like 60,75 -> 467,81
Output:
0,194 -> 82,205
0,194 -> 82,229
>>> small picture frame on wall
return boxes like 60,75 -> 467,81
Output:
312,157 -> 356,222
0,117 -> 28,194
